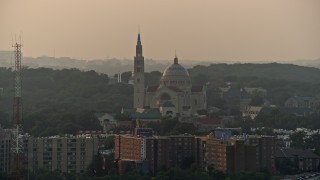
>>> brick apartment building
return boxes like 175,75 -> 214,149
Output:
115,127 -> 276,175
115,133 -> 195,173
204,134 -> 275,175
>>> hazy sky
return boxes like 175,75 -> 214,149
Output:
1,0 -> 320,61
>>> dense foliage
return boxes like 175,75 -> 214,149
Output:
13,152 -> 273,180
148,118 -> 197,136
0,67 -> 132,136
1,63 -> 320,135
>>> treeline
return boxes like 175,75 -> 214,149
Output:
0,67 -> 132,136
8,154 -> 273,180
1,63 -> 320,135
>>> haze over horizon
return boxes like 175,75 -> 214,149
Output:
1,0 -> 319,62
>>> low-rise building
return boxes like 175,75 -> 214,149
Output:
242,106 -> 263,120
275,148 -> 320,172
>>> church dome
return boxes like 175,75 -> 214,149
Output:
159,56 -> 191,90
163,63 -> 190,77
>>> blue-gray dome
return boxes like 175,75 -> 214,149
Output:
163,63 -> 189,77
159,56 -> 191,90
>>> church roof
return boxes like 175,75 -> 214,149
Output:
122,108 -> 161,120
163,63 -> 189,77
162,56 -> 189,77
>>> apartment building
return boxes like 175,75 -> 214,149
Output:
205,134 -> 275,175
115,133 -> 195,173
0,128 -> 12,174
23,135 -> 99,173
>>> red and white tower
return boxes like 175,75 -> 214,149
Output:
11,42 -> 23,180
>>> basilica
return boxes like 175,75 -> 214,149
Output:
132,33 -> 207,118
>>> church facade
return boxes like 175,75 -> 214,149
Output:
133,33 -> 207,117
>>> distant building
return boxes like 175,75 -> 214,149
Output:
275,148 -> 320,172
115,135 -> 171,173
204,134 -> 276,175
243,87 -> 267,97
279,107 -> 314,117
193,117 -> 224,132
115,126 -> 277,175
0,128 -> 12,174
220,87 -> 251,114
284,96 -> 320,114
115,133 -> 195,173
23,135 -> 99,173
247,135 -> 276,173
121,108 -> 162,122
242,106 -> 263,120
285,96 -> 313,108
95,113 -> 117,131
169,134 -> 195,167
205,135 -> 249,175
132,33 -> 207,117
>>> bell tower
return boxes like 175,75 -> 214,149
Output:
133,33 -> 145,108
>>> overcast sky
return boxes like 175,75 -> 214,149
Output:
1,0 -> 319,61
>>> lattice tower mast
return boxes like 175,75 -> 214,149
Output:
11,42 -> 23,180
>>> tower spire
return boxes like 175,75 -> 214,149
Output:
133,32 -> 145,108
136,33 -> 143,56
174,50 -> 178,64
137,33 -> 141,43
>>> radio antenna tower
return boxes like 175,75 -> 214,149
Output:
11,40 -> 23,180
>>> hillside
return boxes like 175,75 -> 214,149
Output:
0,63 -> 320,135
189,63 -> 320,84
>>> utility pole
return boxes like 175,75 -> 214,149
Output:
11,42 -> 23,180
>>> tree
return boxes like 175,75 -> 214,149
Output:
290,131 -> 306,148
172,123 -> 196,135
121,71 -> 132,83
305,132 -> 320,155
191,74 -> 209,86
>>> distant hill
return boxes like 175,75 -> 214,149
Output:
189,63 -> 320,84
0,55 -> 210,75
